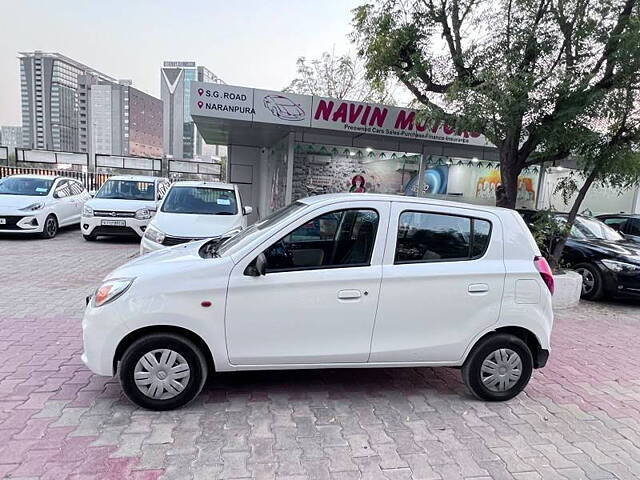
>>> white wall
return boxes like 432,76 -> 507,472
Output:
539,168 -> 637,214
228,145 -> 262,224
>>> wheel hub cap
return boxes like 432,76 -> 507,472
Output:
576,268 -> 595,294
481,348 -> 522,392
134,349 -> 190,400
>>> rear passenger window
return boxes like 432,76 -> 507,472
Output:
395,211 -> 491,263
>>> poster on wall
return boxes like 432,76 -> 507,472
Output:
403,166 -> 449,197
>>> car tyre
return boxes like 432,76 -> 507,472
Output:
83,233 -> 97,241
573,263 -> 604,300
40,215 -> 58,239
462,333 -> 533,401
119,333 -> 208,411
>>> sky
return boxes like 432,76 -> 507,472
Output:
0,0 -> 363,126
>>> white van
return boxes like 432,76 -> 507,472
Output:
140,181 -> 251,255
82,193 -> 554,410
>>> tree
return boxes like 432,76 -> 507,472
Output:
283,49 -> 395,103
549,82 -> 640,265
352,0 -> 640,208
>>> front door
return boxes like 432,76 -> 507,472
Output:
225,201 -> 389,365
370,202 -> 505,363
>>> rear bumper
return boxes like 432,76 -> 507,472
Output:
534,349 -> 549,369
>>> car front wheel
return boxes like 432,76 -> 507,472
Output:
462,333 -> 533,401
119,333 -> 208,410
40,215 -> 58,239
574,263 -> 604,300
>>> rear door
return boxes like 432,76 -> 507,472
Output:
370,202 -> 505,363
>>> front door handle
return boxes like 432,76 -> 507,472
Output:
468,283 -> 489,294
337,289 -> 362,300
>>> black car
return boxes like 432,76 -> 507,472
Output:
596,214 -> 640,243
519,210 -> 640,300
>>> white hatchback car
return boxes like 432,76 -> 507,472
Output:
81,175 -> 170,241
82,194 -> 554,410
140,181 -> 251,255
0,174 -> 89,238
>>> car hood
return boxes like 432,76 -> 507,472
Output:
0,195 -> 48,210
151,212 -> 242,238
572,238 -> 640,262
105,239 -> 220,279
86,198 -> 157,212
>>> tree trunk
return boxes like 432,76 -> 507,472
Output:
497,147 -> 520,209
550,168 -> 600,265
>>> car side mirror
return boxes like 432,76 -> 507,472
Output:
243,206 -> 253,216
244,252 -> 267,277
89,190 -> 96,198
53,192 -> 60,199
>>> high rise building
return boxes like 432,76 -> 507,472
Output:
19,51 -> 117,152
0,126 -> 22,149
160,61 -> 224,159
89,81 -> 163,159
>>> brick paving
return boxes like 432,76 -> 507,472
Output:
1,228 -> 640,479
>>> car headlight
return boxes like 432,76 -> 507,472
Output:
93,278 -> 134,307
20,202 -> 45,212
144,225 -> 165,244
135,208 -> 152,220
601,259 -> 640,273
83,205 -> 94,217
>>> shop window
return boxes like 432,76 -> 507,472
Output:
395,211 -> 491,263
263,209 -> 379,272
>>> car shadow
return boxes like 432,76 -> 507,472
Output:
0,223 -> 81,241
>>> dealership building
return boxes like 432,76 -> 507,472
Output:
190,81 -> 640,222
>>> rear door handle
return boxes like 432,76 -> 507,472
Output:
337,289 -> 362,300
468,283 -> 489,294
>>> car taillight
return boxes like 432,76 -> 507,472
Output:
534,256 -> 554,295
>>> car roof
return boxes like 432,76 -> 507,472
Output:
169,181 -> 236,190
109,175 -> 164,182
299,193 -> 511,215
5,174 -> 60,180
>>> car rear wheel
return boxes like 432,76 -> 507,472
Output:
574,263 -> 604,300
40,215 -> 58,239
462,333 -> 533,401
119,333 -> 208,410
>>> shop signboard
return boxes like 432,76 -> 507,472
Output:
191,82 -> 492,147
191,82 -> 254,121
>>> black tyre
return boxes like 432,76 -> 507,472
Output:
462,333 -> 533,401
119,333 -> 208,410
40,215 -> 58,239
83,233 -> 97,241
573,263 -> 604,300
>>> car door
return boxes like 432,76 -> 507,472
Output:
225,200 -> 390,365
370,202 -> 505,363
68,181 -> 86,223
52,180 -> 75,226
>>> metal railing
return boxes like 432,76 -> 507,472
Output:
0,166 -> 110,191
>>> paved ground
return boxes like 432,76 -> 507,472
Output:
1,229 -> 640,480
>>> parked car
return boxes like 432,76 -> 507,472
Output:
81,175 -> 170,241
520,210 -> 640,300
0,174 -> 89,238
140,181 -> 251,255
596,214 -> 640,243
82,194 -> 554,410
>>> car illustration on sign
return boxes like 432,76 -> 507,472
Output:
263,95 -> 305,121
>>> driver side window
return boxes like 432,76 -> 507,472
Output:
263,209 -> 379,272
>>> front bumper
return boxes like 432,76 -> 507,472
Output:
82,215 -> 150,238
140,235 -> 164,255
81,298 -> 130,377
0,210 -> 48,234
599,264 -> 640,298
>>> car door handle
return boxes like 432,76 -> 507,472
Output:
468,283 -> 489,294
337,289 -> 362,300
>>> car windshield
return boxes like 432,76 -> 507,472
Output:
95,180 -> 155,201
560,216 -> 624,241
161,186 -> 238,215
214,201 -> 308,256
0,177 -> 54,196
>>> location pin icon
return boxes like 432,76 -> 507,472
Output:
197,88 -> 204,96
197,101 -> 204,109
